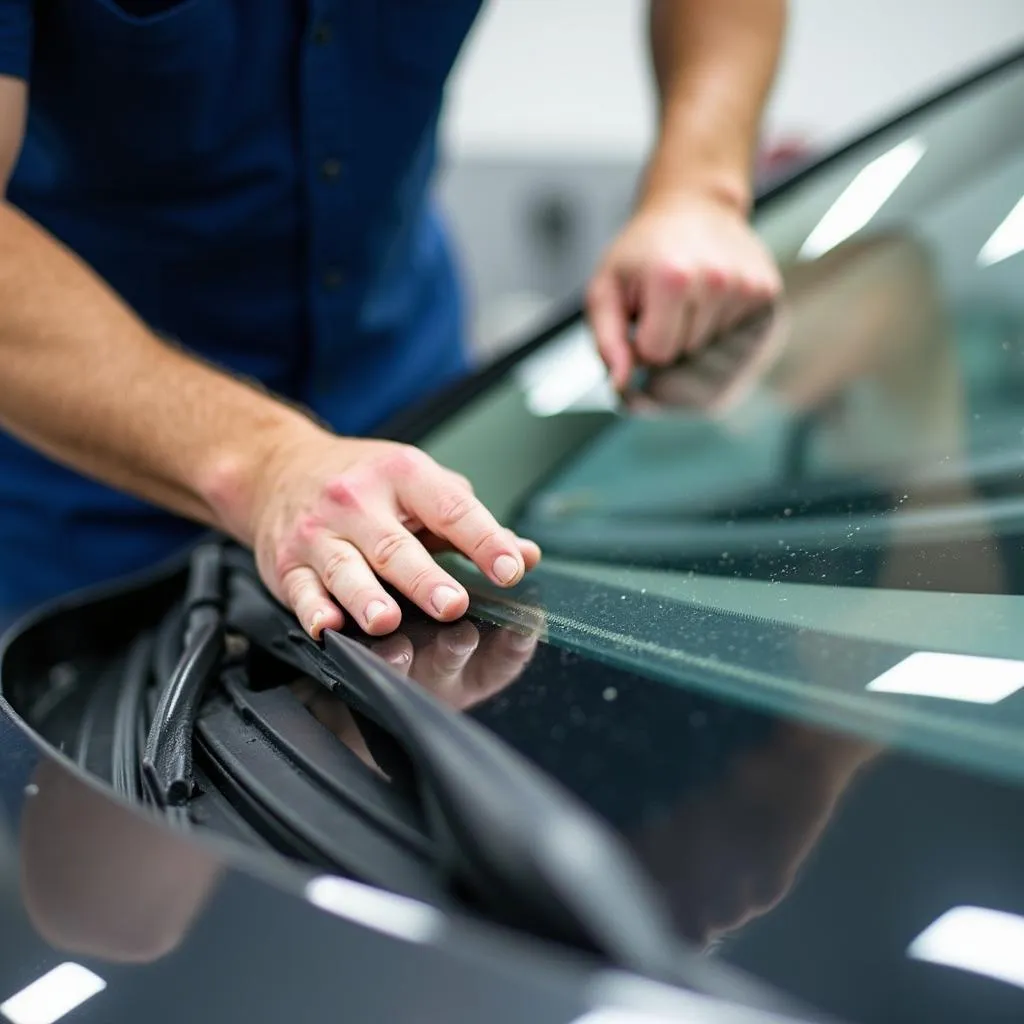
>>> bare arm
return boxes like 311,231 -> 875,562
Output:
643,0 -> 787,213
0,76 -> 536,634
588,1 -> 786,386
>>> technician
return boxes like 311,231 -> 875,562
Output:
0,0 -> 784,636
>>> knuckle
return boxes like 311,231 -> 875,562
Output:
435,490 -> 478,530
703,266 -> 729,289
656,263 -> 691,291
322,545 -> 357,589
295,512 -> 324,548
468,527 -> 503,560
324,476 -> 364,512
406,565 -> 437,598
380,446 -> 427,480
271,547 -> 301,590
372,530 -> 409,570
282,570 -> 309,608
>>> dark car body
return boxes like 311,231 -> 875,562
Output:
5,45 -> 1024,1024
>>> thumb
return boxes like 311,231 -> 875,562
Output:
587,272 -> 634,391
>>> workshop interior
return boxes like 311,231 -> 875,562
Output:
3,4 -> 1024,1024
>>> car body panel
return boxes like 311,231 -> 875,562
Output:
4,44 -> 1024,1024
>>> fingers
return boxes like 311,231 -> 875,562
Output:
394,467 -> 528,591
280,565 -> 344,639
421,529 -> 542,571
345,514 -> 470,623
587,272 -> 635,390
634,267 -> 690,366
308,534 -> 403,636
262,442 -> 543,640
515,535 -> 542,570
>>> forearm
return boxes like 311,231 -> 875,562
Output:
643,0 -> 786,212
0,201 -> 318,540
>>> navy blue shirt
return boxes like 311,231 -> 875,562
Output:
0,0 -> 483,613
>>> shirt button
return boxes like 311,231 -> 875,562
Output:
322,267 -> 345,291
320,157 -> 343,181
311,22 -> 333,45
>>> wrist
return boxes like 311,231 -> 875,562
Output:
638,156 -> 752,218
197,410 -> 327,547
641,107 -> 755,216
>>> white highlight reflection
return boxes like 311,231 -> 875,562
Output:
516,326 -> 617,417
573,1012 -> 688,1024
1,963 -> 106,1024
866,651 -> 1024,704
305,874 -> 443,944
910,906 -> 1024,990
978,193 -> 1024,267
800,138 -> 926,259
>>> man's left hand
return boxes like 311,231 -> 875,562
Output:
587,189 -> 782,390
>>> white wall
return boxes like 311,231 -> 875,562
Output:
443,0 -> 1024,162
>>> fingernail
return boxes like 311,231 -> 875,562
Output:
365,600 -> 389,628
431,585 -> 461,617
309,610 -> 325,639
492,554 -> 521,585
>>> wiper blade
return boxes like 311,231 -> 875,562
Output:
224,567 -> 823,1017
142,544 -> 225,807
313,627 -> 679,972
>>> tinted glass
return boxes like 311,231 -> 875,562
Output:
410,58 -> 1024,1020
421,59 -> 1024,784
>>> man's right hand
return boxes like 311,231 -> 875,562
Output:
214,424 -> 540,639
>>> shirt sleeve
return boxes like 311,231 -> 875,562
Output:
0,0 -> 32,81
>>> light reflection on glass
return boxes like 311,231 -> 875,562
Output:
799,137 -> 926,259
978,193 -> 1024,267
305,874 -> 444,944
0,963 -> 106,1024
866,651 -> 1024,704
909,905 -> 1024,990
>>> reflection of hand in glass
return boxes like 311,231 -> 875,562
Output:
290,620 -> 542,771
624,305 -> 786,418
370,619 -> 541,712
20,759 -> 219,963
632,722 -> 880,948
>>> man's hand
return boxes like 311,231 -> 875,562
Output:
230,425 -> 540,639
587,189 -> 781,390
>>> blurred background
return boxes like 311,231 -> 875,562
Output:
437,0 -> 1024,358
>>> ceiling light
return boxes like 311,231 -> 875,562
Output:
799,137 -> 927,260
1,963 -> 106,1024
910,905 -> 1024,990
978,193 -> 1024,267
866,651 -> 1024,704
305,875 -> 443,944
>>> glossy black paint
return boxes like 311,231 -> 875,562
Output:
3,45 -> 1024,1024
350,612 -> 1024,1024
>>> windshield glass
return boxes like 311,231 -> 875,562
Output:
420,58 -> 1024,786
